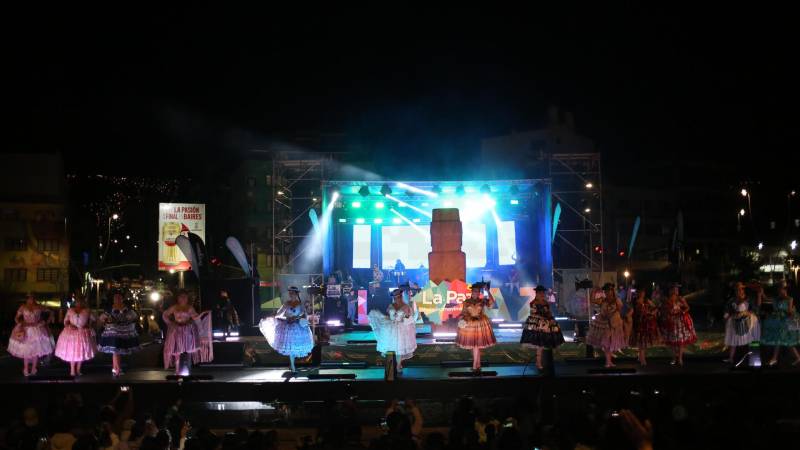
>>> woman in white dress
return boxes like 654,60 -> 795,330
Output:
8,294 -> 55,376
259,286 -> 315,373
723,282 -> 761,363
368,288 -> 417,372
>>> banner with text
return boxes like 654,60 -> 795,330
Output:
411,280 -> 510,324
158,203 -> 206,271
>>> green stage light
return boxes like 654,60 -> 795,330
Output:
374,218 -> 383,224
375,201 -> 385,209
355,218 -> 365,224
338,218 -> 347,223
510,199 -> 519,205
421,202 -> 430,207
352,201 -> 362,208
392,218 -> 402,224
413,218 -> 421,223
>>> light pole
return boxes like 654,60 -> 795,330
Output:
92,279 -> 104,309
101,213 -> 119,263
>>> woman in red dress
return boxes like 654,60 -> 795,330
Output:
659,284 -> 696,366
629,286 -> 661,366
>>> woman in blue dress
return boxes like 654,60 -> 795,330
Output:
761,283 -> 800,366
259,286 -> 315,373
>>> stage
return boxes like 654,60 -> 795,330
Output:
3,354 -> 799,403
4,329 -> 800,436
2,328 -> 798,402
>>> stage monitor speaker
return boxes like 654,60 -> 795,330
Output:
323,297 -> 346,321
308,373 -> 357,380
440,360 -> 489,368
320,361 -> 368,369
199,342 -> 245,367
27,374 -> 75,381
166,375 -> 214,381
587,367 -> 637,374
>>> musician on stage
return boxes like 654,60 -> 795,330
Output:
213,289 -> 240,338
370,264 -> 385,296
346,289 -> 358,328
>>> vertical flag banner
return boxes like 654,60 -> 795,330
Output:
158,203 -> 206,271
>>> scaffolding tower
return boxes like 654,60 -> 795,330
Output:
268,151 -> 336,291
548,153 -> 605,281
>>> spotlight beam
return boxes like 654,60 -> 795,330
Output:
385,194 -> 432,218
390,209 -> 430,241
396,182 -> 439,198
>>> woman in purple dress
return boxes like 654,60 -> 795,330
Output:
162,290 -> 213,375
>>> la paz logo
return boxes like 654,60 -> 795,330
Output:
420,290 -> 467,305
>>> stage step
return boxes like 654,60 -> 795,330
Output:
448,370 -> 498,377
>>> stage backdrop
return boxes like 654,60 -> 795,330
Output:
325,179 -> 553,290
411,280 -> 524,324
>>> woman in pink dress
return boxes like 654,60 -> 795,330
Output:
456,282 -> 497,373
55,295 -> 97,376
8,294 -> 55,376
162,290 -> 213,374
586,283 -> 626,368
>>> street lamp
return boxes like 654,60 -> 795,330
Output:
102,213 -> 120,263
740,189 -> 748,197
791,240 -> 798,251
623,270 -> 630,279
149,291 -> 161,302
585,182 -> 593,189
739,209 -> 746,216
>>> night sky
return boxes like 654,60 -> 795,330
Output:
6,6 -> 797,187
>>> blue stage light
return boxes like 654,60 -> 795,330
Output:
338,218 -> 347,223
392,218 -> 402,224
510,199 -> 519,205
374,218 -> 383,224
352,201 -> 361,208
356,218 -> 365,224
375,202 -> 385,209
